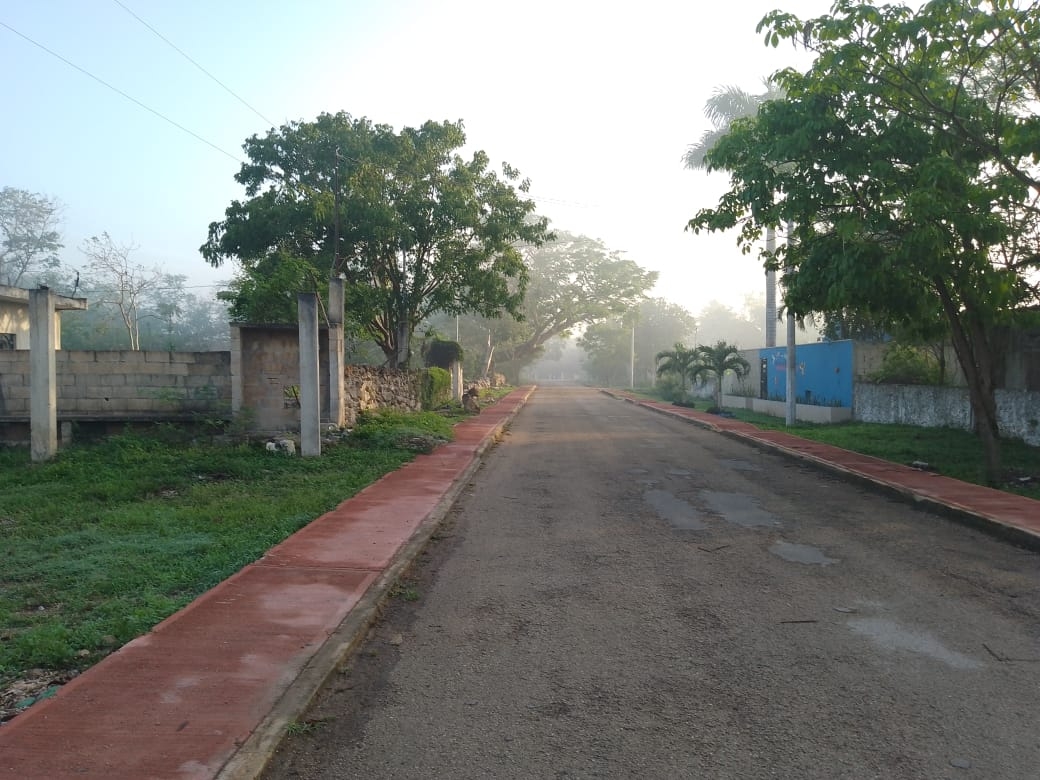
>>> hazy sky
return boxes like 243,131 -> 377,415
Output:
1,0 -> 832,315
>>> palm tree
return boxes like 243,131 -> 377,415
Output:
684,81 -> 785,348
692,341 -> 750,411
655,342 -> 698,400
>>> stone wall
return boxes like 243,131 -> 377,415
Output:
344,364 -> 423,426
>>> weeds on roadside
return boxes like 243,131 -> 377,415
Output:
286,717 -> 331,736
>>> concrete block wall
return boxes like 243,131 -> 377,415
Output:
854,383 -> 1040,446
0,350 -> 31,414
0,349 -> 230,419
231,324 -> 331,434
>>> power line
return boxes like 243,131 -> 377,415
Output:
0,19 -> 243,164
112,0 -> 276,128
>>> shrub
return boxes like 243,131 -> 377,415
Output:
352,410 -> 453,451
871,344 -> 942,385
654,373 -> 687,403
423,339 -> 464,370
420,367 -> 452,409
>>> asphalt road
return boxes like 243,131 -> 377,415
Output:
261,386 -> 1040,780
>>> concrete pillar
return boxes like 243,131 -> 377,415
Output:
328,277 -> 346,427
765,227 -> 777,348
785,224 -> 796,426
29,288 -> 57,461
298,293 -> 321,457
229,324 -> 243,416
450,359 -> 464,402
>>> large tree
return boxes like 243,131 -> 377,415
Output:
579,297 -> 698,387
690,0 -> 1040,483
0,187 -> 63,288
201,113 -> 551,367
506,232 -> 657,366
433,231 -> 658,381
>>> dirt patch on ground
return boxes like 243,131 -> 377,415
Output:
1,669 -> 80,724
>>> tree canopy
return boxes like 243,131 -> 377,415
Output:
688,0 -> 1040,483
506,231 -> 658,366
431,231 -> 658,381
201,112 -> 552,367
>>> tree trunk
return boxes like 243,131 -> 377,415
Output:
482,330 -> 495,379
934,279 -> 1002,484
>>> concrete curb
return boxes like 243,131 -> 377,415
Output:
216,386 -> 535,779
603,389 -> 1040,552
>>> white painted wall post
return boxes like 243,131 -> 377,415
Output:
298,293 -> 321,457
450,359 -> 463,402
29,288 -> 57,461
328,277 -> 346,427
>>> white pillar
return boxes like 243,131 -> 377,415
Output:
29,288 -> 58,461
450,359 -> 464,402
328,277 -> 345,427
298,293 -> 321,457
630,325 -> 635,389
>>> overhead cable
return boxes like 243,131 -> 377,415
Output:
112,0 -> 276,128
0,19 -> 244,164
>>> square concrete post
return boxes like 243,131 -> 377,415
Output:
29,288 -> 58,461
328,277 -> 346,427
450,359 -> 464,402
298,293 -> 321,457
229,324 -> 243,416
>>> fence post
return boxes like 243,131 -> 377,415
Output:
29,288 -> 57,461
298,293 -> 321,457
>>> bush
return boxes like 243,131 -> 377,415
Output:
423,339 -> 464,370
420,367 -> 452,410
654,373 -> 687,403
871,344 -> 942,385
352,410 -> 453,451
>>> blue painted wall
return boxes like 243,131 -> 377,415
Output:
759,340 -> 853,407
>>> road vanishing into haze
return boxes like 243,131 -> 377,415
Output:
263,386 -> 1040,780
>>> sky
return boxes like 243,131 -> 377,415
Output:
1,0 -> 833,317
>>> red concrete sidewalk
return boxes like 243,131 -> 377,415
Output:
607,391 -> 1040,548
0,387 -> 535,780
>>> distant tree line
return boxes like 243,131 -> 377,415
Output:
0,187 -> 230,351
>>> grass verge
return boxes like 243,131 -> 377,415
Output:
0,403 -> 475,720
723,409 -> 1040,499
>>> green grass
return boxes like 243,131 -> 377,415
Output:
0,408 -> 461,689
723,409 -> 1040,499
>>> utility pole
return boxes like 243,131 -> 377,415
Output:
785,223 -> 796,426
630,324 -> 635,389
